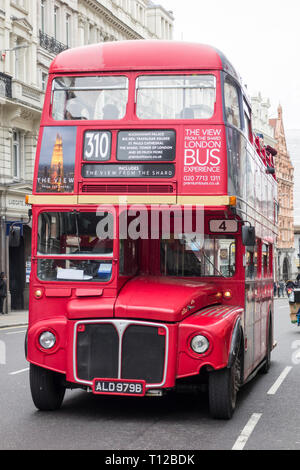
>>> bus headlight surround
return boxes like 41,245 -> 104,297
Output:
190,334 -> 210,354
39,331 -> 56,350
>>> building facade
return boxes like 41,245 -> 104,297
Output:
0,0 -> 174,311
251,93 -> 277,148
251,94 -> 294,282
269,106 -> 294,282
286,129 -> 300,278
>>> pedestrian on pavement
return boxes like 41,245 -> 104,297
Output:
0,272 -> 7,314
274,282 -> 277,297
279,280 -> 285,298
277,281 -> 281,297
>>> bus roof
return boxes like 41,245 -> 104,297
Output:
49,40 -> 238,78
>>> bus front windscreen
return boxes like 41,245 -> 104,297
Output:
161,235 -> 236,277
37,211 -> 114,282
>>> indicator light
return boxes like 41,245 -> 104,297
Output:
34,289 -> 43,299
229,196 -> 237,206
223,290 -> 232,299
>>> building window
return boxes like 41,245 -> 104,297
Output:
41,0 -> 46,33
54,5 -> 59,39
12,131 -> 22,180
41,71 -> 47,91
14,0 -> 26,8
66,14 -> 71,47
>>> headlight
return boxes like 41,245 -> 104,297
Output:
190,335 -> 209,354
39,331 -> 56,350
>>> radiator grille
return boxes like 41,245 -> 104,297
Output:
122,325 -> 165,383
76,322 -> 166,384
76,323 -> 119,381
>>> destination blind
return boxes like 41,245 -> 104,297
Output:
117,130 -> 176,161
82,163 -> 175,178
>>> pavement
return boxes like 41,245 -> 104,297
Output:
0,310 -> 28,329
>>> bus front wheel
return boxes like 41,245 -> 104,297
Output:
29,363 -> 66,411
208,355 -> 241,420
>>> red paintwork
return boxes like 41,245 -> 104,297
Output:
49,40 -> 223,74
177,305 -> 243,378
27,41 -> 276,398
114,276 -> 219,322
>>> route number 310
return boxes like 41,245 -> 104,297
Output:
83,131 -> 111,161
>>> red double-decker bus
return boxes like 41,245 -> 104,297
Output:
25,40 -> 277,419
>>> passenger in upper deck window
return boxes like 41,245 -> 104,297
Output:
65,94 -> 120,121
102,103 -> 119,120
65,89 -> 102,120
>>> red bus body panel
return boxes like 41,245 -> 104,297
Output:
49,41 -> 224,74
114,276 -> 219,322
26,40 -> 276,398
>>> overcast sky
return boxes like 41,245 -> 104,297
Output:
159,0 -> 300,130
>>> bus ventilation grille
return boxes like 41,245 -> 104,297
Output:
76,323 -> 166,384
81,184 -> 174,194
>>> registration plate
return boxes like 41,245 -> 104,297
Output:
93,378 -> 145,396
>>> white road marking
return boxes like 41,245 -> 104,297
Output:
267,366 -> 292,395
9,367 -> 29,375
5,330 -> 26,335
0,326 -> 27,332
232,413 -> 262,450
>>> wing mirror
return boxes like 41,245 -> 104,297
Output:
242,225 -> 256,246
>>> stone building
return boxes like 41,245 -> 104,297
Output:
251,94 -> 294,281
269,106 -> 294,281
0,0 -> 174,311
251,93 -> 277,148
286,129 -> 300,278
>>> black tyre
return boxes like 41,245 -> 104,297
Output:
29,363 -> 66,411
208,354 -> 241,420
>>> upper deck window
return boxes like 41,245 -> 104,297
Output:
136,74 -> 216,120
243,98 -> 252,142
52,76 -> 128,121
224,79 -> 241,128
